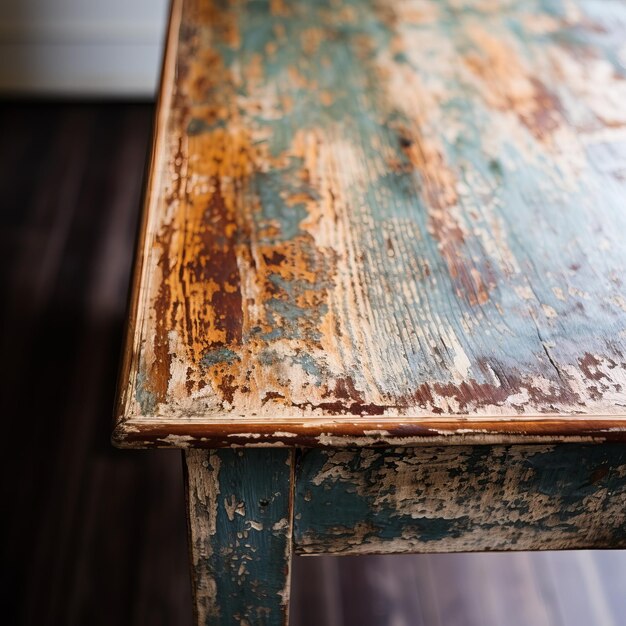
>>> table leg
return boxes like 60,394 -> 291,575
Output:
184,449 -> 295,625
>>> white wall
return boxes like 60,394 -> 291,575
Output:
0,0 -> 169,96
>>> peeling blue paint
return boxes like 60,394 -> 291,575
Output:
294,444 -> 626,553
189,449 -> 293,625
201,347 -> 240,367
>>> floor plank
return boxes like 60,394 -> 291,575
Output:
0,102 -> 192,626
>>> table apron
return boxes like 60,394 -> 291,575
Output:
293,444 -> 626,555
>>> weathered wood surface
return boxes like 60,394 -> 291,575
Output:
184,449 -> 294,625
294,444 -> 626,554
115,0 -> 626,447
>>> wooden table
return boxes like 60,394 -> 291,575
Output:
114,0 -> 626,623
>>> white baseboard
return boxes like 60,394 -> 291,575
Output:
0,18 -> 166,97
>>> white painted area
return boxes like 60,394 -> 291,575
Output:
0,0 -> 168,96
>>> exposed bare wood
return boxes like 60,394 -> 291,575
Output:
114,0 -> 626,448
294,444 -> 626,554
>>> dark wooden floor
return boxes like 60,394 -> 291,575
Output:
1,102 -> 625,626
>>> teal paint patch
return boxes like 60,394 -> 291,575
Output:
291,352 -> 325,383
201,347 -> 240,367
268,273 -> 332,294
134,368 -> 157,415
188,449 -> 293,625
259,348 -> 326,384
252,160 -> 318,243
522,444 -> 626,502
263,298 -> 310,340
187,117 -> 227,135
294,444 -> 626,554
211,449 -> 292,624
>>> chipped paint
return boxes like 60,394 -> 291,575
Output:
112,416 -> 626,448
156,434 -> 197,447
115,0 -> 626,448
185,449 -> 294,625
294,444 -> 626,555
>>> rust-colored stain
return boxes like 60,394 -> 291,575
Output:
115,0 -> 626,447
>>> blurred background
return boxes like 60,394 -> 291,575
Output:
0,0 -> 168,96
0,1 -> 625,624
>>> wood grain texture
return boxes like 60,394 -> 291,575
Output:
185,449 -> 294,625
115,0 -> 626,447
293,444 -> 626,554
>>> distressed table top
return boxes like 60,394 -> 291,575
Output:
115,0 -> 626,448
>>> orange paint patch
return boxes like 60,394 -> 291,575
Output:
463,26 -> 564,141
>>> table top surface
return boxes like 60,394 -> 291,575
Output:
115,0 -> 626,448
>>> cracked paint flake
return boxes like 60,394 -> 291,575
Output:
185,449 -> 294,624
115,0 -> 626,448
294,444 -> 626,554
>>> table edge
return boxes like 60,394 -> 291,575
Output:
112,0 -> 182,443
112,416 -> 626,448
